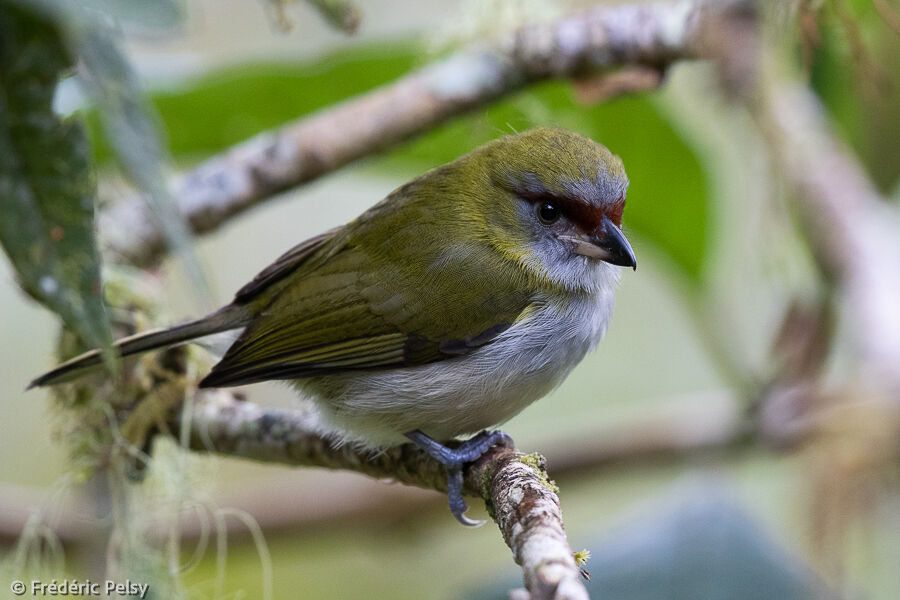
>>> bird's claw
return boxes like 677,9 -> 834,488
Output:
454,509 -> 485,527
447,466 -> 485,527
404,429 -> 514,526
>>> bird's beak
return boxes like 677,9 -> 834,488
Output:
563,217 -> 637,270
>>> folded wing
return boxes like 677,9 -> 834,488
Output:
200,239 -> 530,388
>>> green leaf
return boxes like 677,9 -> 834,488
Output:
809,0 -> 900,195
23,0 -> 210,302
74,24 -> 212,303
0,3 -> 113,360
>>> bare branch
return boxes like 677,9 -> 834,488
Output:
703,4 -> 900,388
100,0 -> 750,266
873,0 -> 900,37
705,6 -> 900,568
571,66 -> 666,104
185,391 -> 588,600
758,85 -> 900,384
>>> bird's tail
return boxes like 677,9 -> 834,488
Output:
28,304 -> 250,388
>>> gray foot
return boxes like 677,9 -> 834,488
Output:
404,429 -> 514,526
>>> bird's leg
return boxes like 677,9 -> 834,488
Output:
404,429 -> 514,526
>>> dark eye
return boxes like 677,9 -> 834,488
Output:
536,202 -> 560,225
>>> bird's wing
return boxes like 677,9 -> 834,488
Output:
199,239 -> 533,388
233,227 -> 342,304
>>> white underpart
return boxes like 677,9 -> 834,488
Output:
296,261 -> 620,448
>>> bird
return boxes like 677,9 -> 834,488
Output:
31,127 -> 636,525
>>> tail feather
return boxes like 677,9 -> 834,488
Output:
28,304 -> 249,388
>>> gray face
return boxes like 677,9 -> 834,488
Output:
512,193 -> 622,296
506,164 -> 635,291
477,128 -> 635,289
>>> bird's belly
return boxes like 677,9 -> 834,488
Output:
296,293 -> 614,448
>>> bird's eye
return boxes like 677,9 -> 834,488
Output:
536,203 -> 560,225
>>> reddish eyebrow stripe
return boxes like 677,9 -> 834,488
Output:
606,196 -> 625,227
518,191 -> 625,231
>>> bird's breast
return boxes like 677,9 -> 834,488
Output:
298,289 -> 615,447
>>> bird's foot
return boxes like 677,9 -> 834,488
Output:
404,429 -> 514,526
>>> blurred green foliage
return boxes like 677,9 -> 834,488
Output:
0,2 -> 113,359
0,0 -> 209,366
809,0 -> 900,194
76,23 -> 211,299
85,45 -> 420,162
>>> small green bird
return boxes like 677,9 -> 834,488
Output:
32,128 -> 636,525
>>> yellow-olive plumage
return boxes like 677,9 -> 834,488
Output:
32,128 -> 635,523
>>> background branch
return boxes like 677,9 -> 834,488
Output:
708,1 -> 900,391
100,0 -> 747,266
758,85 -> 900,386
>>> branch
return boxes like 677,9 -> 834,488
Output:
714,19 -> 900,569
184,391 -> 588,600
758,86 -> 900,385
707,3 -> 900,389
100,0 -> 749,266
3,390 -> 758,548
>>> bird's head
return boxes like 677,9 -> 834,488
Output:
457,128 -> 635,294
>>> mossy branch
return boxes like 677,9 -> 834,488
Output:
182,391 -> 588,600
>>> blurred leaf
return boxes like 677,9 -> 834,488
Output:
77,0 -> 184,29
73,24 -> 211,304
810,0 -> 900,194
25,0 -> 209,303
0,3 -> 113,360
